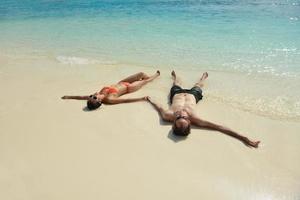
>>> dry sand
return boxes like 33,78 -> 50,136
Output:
1,59 -> 300,200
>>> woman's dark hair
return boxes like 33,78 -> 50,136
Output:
87,100 -> 102,110
172,123 -> 191,136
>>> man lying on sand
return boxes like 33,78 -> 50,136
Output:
62,71 -> 160,110
147,71 -> 260,148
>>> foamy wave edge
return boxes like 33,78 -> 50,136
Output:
56,56 -> 117,65
206,94 -> 300,122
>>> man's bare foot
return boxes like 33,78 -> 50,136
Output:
200,72 -> 208,80
171,70 -> 176,79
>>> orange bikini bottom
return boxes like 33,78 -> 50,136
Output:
102,82 -> 130,94
102,87 -> 118,94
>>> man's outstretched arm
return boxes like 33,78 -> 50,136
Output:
106,96 -> 147,104
192,117 -> 260,148
61,95 -> 89,100
146,96 -> 172,122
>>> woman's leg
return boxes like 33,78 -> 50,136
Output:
118,72 -> 150,83
127,71 -> 160,93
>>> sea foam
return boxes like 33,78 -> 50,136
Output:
56,56 -> 116,65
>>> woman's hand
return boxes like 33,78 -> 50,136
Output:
145,96 -> 152,102
61,96 -> 69,99
244,138 -> 260,148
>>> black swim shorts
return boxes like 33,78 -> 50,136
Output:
169,85 -> 203,103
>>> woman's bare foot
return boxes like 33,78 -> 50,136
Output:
153,70 -> 160,78
140,71 -> 159,80
145,70 -> 160,81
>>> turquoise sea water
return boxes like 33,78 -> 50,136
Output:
1,0 -> 300,120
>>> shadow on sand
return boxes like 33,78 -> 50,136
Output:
159,118 -> 187,143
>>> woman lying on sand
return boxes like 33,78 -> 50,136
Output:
61,71 -> 160,110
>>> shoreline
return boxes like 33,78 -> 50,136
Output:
1,53 -> 300,122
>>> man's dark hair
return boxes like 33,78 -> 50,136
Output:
172,123 -> 191,136
87,100 -> 102,110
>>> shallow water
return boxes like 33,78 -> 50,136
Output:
1,0 -> 300,121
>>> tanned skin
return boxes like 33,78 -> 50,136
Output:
62,71 -> 160,105
147,71 -> 260,148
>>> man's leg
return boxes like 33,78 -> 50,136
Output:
118,72 -> 150,83
171,70 -> 183,87
193,72 -> 208,88
127,71 -> 160,93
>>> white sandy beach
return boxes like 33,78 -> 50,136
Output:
1,58 -> 300,200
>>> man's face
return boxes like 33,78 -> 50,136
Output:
174,110 -> 190,129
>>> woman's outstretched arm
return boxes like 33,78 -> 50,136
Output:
61,95 -> 89,100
